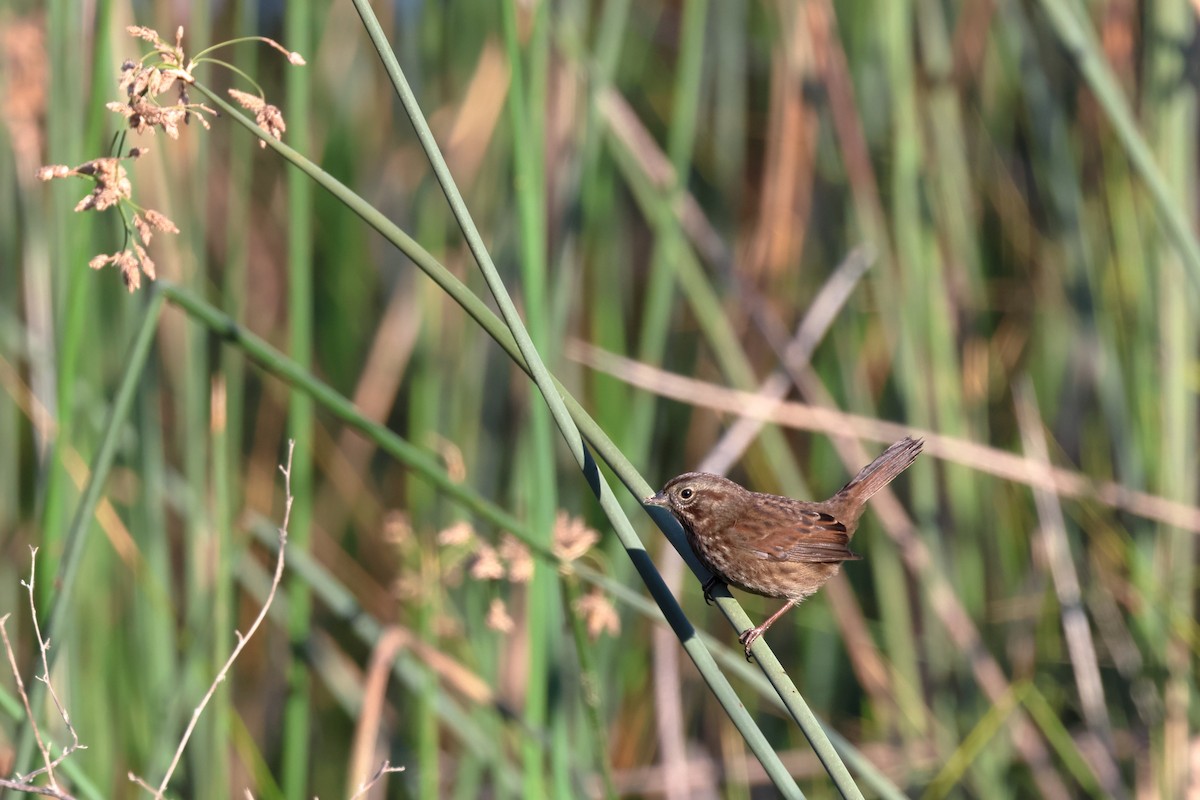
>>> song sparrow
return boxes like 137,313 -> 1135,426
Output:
646,437 -> 924,656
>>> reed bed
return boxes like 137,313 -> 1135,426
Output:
0,1 -> 1196,798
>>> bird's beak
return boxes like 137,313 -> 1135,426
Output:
644,491 -> 667,507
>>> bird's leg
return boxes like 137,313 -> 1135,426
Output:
738,598 -> 800,659
701,575 -> 724,605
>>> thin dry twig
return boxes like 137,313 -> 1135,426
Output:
0,548 -> 86,800
23,550 -> 85,784
0,779 -> 77,799
130,440 -> 295,799
0,617 -> 51,790
347,760 -> 406,800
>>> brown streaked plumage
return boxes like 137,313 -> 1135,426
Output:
646,437 -> 924,656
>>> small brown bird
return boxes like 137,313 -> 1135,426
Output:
646,437 -> 923,656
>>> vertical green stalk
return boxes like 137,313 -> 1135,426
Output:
711,0 -> 746,207
578,0 -> 632,446
133,357 -> 181,778
562,578 -> 618,800
409,210 -> 444,798
499,2 -> 559,795
912,0 -> 982,615
876,0 -> 949,769
209,369 -> 234,794
39,0 -> 99,609
1145,2 -> 1197,794
624,0 -> 708,464
180,6 -> 221,797
281,0 -> 315,796
213,0 -> 257,787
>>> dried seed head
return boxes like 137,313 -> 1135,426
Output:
437,521 -> 475,547
133,212 -> 152,245
486,598 -> 514,633
132,243 -> 155,281
382,510 -> 413,545
254,35 -> 307,67
499,535 -> 533,583
86,245 -> 157,292
227,89 -> 285,148
72,158 -> 131,212
553,512 -> 599,562
227,88 -> 264,113
115,250 -> 141,292
143,209 -> 177,232
470,544 -> 505,581
257,103 -> 285,143
36,165 -> 70,180
574,589 -> 619,640
127,25 -> 159,43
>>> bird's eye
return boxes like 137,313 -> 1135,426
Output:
679,487 -> 694,500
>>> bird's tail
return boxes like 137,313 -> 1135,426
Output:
835,437 -> 924,506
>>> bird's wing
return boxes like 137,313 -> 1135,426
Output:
728,509 -> 861,563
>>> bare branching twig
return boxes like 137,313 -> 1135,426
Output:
0,549 -> 87,799
347,761 -> 405,800
130,440 -> 295,799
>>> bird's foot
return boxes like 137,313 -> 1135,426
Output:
738,626 -> 765,661
701,576 -> 724,605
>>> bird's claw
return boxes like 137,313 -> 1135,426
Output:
738,627 -> 763,661
701,576 -> 724,605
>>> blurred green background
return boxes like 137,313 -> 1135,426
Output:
1,0 -> 1198,797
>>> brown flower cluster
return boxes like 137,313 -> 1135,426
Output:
573,588 -> 620,640
37,23 -> 305,293
37,150 -> 178,292
434,512 -> 610,635
552,511 -> 600,564
466,533 -> 532,584
108,26 -> 215,139
228,89 -> 286,149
